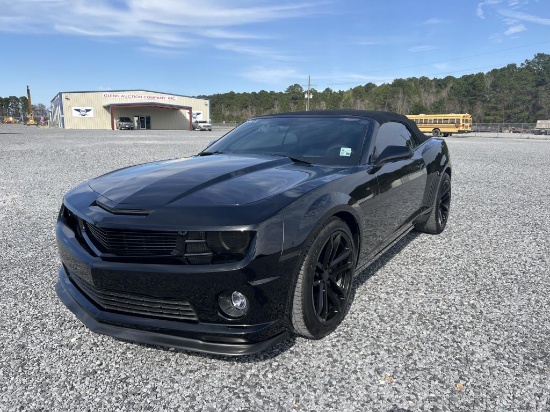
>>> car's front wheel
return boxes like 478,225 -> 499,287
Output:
416,172 -> 451,234
291,217 -> 356,339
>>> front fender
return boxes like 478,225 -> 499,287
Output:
281,189 -> 362,253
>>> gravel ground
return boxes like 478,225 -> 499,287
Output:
0,124 -> 549,411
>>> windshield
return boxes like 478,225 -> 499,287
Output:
119,117 -> 131,122
203,116 -> 372,166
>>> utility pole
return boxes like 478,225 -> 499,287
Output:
304,75 -> 313,111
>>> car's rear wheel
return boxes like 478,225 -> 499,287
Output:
291,217 -> 356,339
416,172 -> 451,234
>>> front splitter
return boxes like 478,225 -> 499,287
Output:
55,268 -> 289,357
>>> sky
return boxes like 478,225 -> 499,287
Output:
1,0 -> 550,106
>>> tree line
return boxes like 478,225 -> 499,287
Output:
205,53 -> 550,123
0,96 -> 48,120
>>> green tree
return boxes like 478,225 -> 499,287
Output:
207,53 -> 550,123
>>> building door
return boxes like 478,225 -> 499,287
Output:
138,116 -> 151,129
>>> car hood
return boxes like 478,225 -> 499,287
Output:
87,154 -> 348,210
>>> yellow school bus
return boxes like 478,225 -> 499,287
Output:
406,113 -> 472,137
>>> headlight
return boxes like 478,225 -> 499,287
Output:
207,231 -> 252,255
183,231 -> 254,264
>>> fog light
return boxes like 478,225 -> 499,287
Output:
218,291 -> 249,318
231,291 -> 247,310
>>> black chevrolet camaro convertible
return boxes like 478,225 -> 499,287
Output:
56,110 -> 451,356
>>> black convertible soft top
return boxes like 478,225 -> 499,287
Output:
261,110 -> 430,144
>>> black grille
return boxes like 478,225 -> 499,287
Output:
84,222 -> 179,257
75,219 -> 252,264
69,272 -> 199,321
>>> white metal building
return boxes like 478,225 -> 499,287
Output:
50,90 -> 210,130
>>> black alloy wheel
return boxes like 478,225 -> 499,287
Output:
291,217 -> 356,339
415,172 -> 451,234
437,173 -> 451,227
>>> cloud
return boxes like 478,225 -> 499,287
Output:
201,29 -> 272,40
504,23 -> 527,35
476,1 -> 546,38
409,45 -> 437,52
421,18 -> 443,25
498,9 -> 550,25
476,0 -> 502,19
0,0 -> 322,47
476,5 -> 485,19
507,0 -> 521,8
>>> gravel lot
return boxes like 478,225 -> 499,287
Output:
1,124 -> 548,411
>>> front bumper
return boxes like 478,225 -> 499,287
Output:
56,267 -> 289,356
55,207 -> 300,355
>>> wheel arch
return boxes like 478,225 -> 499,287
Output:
281,191 -> 362,259
333,210 -> 361,264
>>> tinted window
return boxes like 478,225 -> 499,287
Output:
373,122 -> 415,159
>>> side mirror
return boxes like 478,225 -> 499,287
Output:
375,145 -> 413,166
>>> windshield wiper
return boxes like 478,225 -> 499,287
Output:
289,156 -> 312,165
271,153 -> 312,165
198,150 -> 223,156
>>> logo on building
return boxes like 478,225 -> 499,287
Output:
73,108 -> 94,117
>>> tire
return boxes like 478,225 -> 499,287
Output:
291,217 -> 356,339
432,128 -> 441,137
416,172 -> 451,234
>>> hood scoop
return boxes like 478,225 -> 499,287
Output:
93,198 -> 151,216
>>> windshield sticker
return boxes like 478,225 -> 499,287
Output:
340,147 -> 352,157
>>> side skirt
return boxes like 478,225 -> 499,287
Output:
355,224 -> 414,275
